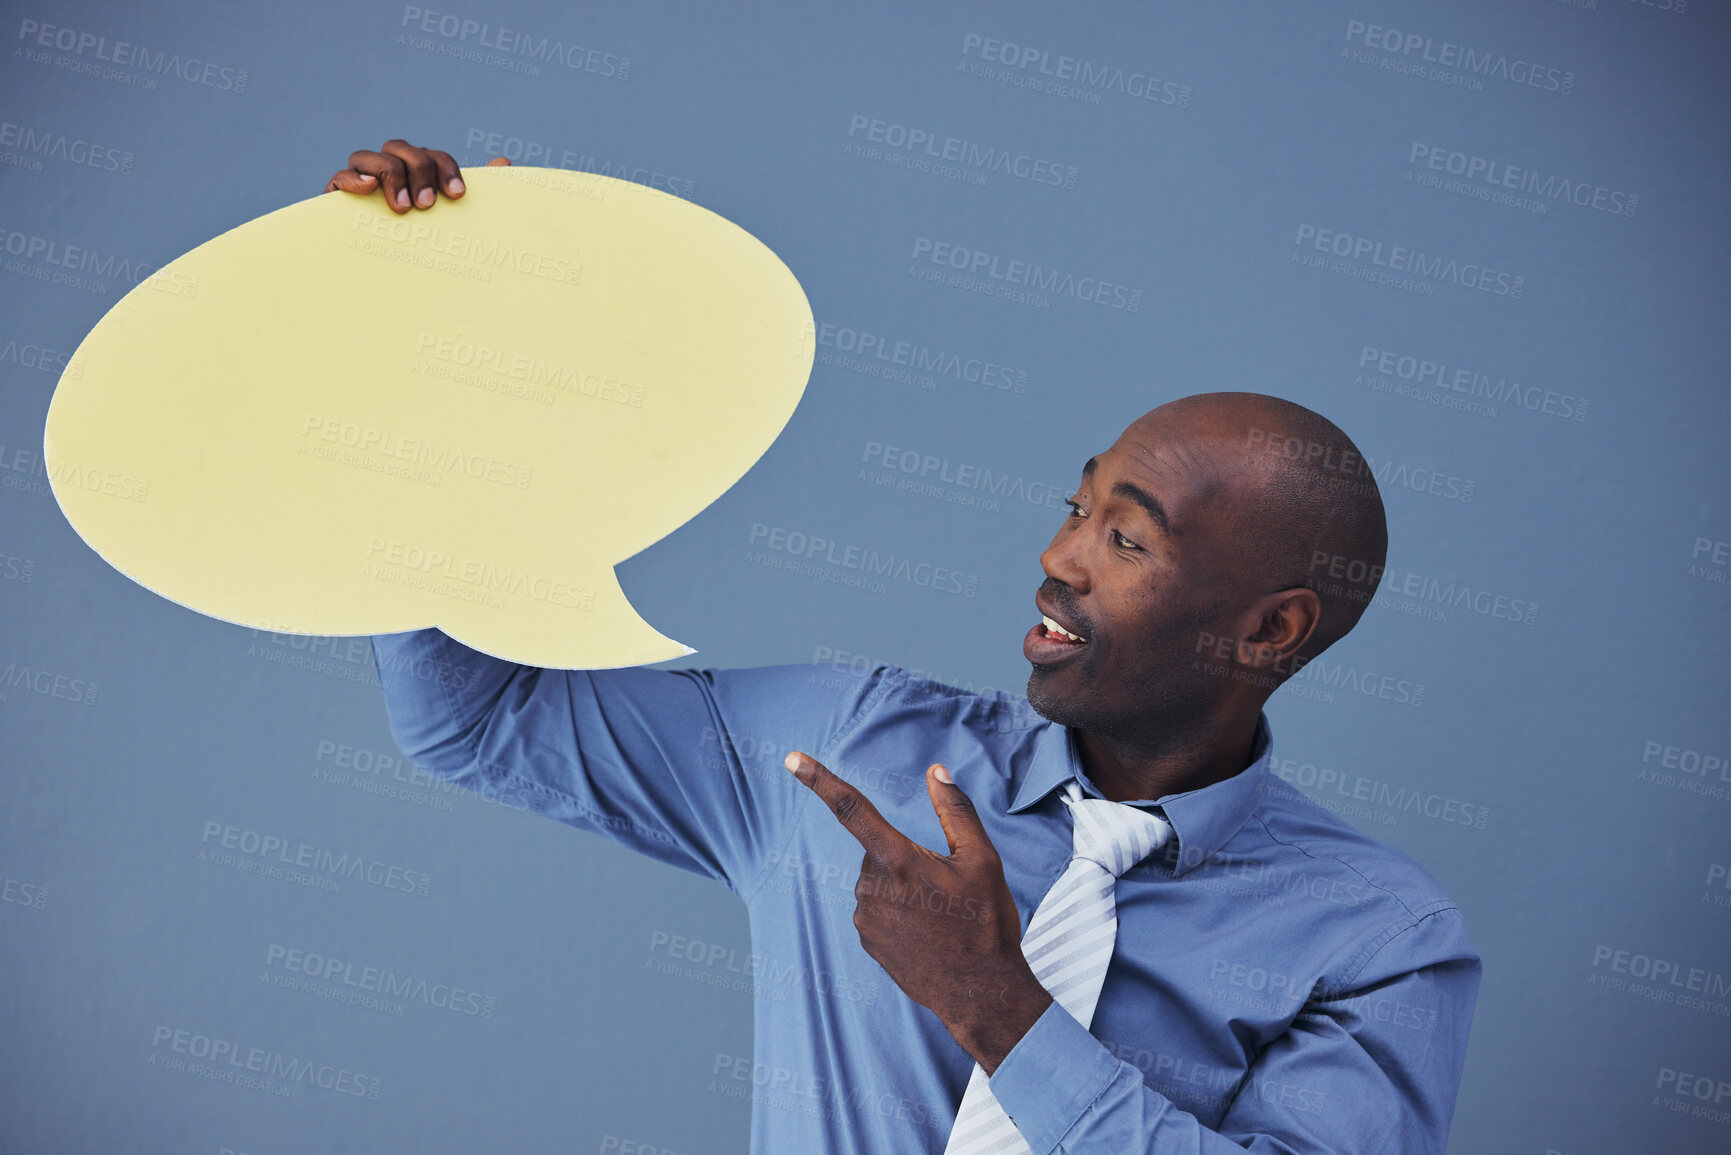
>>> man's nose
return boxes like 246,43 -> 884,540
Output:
1039,532 -> 1090,594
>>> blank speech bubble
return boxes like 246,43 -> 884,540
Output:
44,167 -> 814,667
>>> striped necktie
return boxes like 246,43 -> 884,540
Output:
942,779 -> 1172,1155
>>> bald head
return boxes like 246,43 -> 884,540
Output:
1128,392 -> 1387,663
1026,390 -> 1389,781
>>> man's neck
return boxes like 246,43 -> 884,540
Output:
1073,711 -> 1261,803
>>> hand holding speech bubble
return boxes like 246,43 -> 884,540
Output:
44,168 -> 815,667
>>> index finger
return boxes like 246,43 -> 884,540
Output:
784,751 -> 908,862
344,148 -> 411,212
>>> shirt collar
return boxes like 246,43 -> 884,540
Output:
1009,713 -> 1274,877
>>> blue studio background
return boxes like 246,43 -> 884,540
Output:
3,1 -> 1728,1153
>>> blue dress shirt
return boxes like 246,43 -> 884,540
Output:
372,628 -> 1480,1154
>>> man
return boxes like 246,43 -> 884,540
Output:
336,141 -> 1480,1153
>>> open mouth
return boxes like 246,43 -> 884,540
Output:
1039,615 -> 1087,644
1025,599 -> 1090,667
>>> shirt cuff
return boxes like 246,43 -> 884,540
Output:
986,1001 -> 1120,1154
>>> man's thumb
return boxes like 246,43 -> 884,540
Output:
927,764 -> 989,857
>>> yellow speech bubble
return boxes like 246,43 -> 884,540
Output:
44,168 -> 814,667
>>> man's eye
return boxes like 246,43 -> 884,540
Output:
1112,529 -> 1141,550
1064,497 -> 1087,519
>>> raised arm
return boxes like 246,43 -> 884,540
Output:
371,628 -> 882,893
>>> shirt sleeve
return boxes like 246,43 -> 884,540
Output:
369,628 -> 886,898
986,905 -> 1481,1154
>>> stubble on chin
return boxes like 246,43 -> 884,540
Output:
1027,649 -> 1217,754
1026,666 -> 1091,729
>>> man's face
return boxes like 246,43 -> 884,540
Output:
1024,412 -> 1254,742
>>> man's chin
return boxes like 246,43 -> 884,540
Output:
1026,667 -> 1084,727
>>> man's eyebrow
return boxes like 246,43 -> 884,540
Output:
1078,457 -> 1172,534
1111,480 -> 1171,534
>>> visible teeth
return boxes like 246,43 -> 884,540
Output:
1042,615 -> 1086,643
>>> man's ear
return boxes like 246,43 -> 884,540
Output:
1234,588 -> 1321,671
